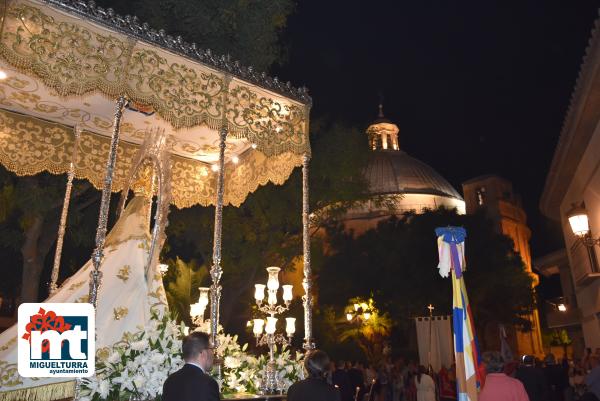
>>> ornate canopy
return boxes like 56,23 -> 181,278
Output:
0,0 -> 311,207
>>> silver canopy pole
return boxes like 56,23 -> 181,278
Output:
88,95 -> 127,308
302,153 -> 315,351
49,125 -> 81,295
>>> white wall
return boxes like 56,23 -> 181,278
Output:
560,119 -> 600,350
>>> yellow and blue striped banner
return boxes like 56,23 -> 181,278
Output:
436,227 -> 481,401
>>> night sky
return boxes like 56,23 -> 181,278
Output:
274,0 -> 600,259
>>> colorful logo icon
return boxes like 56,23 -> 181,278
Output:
18,303 -> 95,377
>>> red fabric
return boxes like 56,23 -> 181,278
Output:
439,367 -> 457,399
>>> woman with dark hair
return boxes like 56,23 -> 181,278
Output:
287,350 -> 341,401
414,365 -> 436,401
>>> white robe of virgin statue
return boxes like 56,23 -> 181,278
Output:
415,373 -> 436,401
0,195 -> 168,401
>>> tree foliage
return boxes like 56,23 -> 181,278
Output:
316,207 -> 536,354
97,0 -> 295,71
339,297 -> 392,364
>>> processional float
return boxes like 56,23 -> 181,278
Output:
0,0 -> 314,398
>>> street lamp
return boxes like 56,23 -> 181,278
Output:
190,287 -> 210,326
566,203 -> 600,273
567,203 -> 599,245
253,266 -> 295,394
346,299 -> 374,324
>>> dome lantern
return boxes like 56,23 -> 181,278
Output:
366,103 -> 400,151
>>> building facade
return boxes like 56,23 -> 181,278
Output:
540,19 -> 600,350
534,250 -> 585,358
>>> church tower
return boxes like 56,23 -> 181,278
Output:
463,175 -> 544,357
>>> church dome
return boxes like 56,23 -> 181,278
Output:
339,104 -> 465,234
364,150 -> 463,200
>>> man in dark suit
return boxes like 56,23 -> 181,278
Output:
163,331 -> 220,401
332,360 -> 354,401
515,354 -> 549,401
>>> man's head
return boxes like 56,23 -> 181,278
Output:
336,360 -> 346,370
182,331 -> 214,371
591,356 -> 600,368
482,351 -> 504,374
522,354 -> 535,367
305,349 -> 331,379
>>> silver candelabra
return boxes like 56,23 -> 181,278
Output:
252,267 -> 296,394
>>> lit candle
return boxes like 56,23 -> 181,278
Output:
363,312 -> 371,320
282,285 -> 293,302
265,317 -> 277,334
285,317 -> 296,335
346,313 -> 353,321
254,284 -> 266,302
253,319 -> 265,336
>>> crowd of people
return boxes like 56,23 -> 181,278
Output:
324,349 -> 600,401
163,331 -> 600,401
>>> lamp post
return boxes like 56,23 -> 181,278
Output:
566,203 -> 600,272
253,266 -> 295,394
190,287 -> 211,327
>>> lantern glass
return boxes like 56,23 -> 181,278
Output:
265,317 -> 278,334
266,267 -> 281,291
253,319 -> 265,335
282,285 -> 293,302
568,213 -> 590,237
268,292 -> 278,305
254,284 -> 266,301
190,302 -> 202,318
285,317 -> 296,335
198,287 -> 210,309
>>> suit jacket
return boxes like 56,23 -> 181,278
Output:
163,364 -> 220,401
332,369 -> 354,401
287,377 -> 342,401
515,366 -> 549,401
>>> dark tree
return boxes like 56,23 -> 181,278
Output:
316,207 -> 536,354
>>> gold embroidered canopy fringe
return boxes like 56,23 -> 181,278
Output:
0,0 -> 311,207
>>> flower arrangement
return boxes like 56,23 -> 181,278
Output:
253,346 -> 306,392
194,320 -> 305,394
80,314 -> 304,400
80,310 -> 185,401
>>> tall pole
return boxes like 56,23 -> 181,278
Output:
210,126 -> 227,346
49,125 -> 81,295
88,96 -> 127,308
427,303 -> 434,374
302,153 -> 315,351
